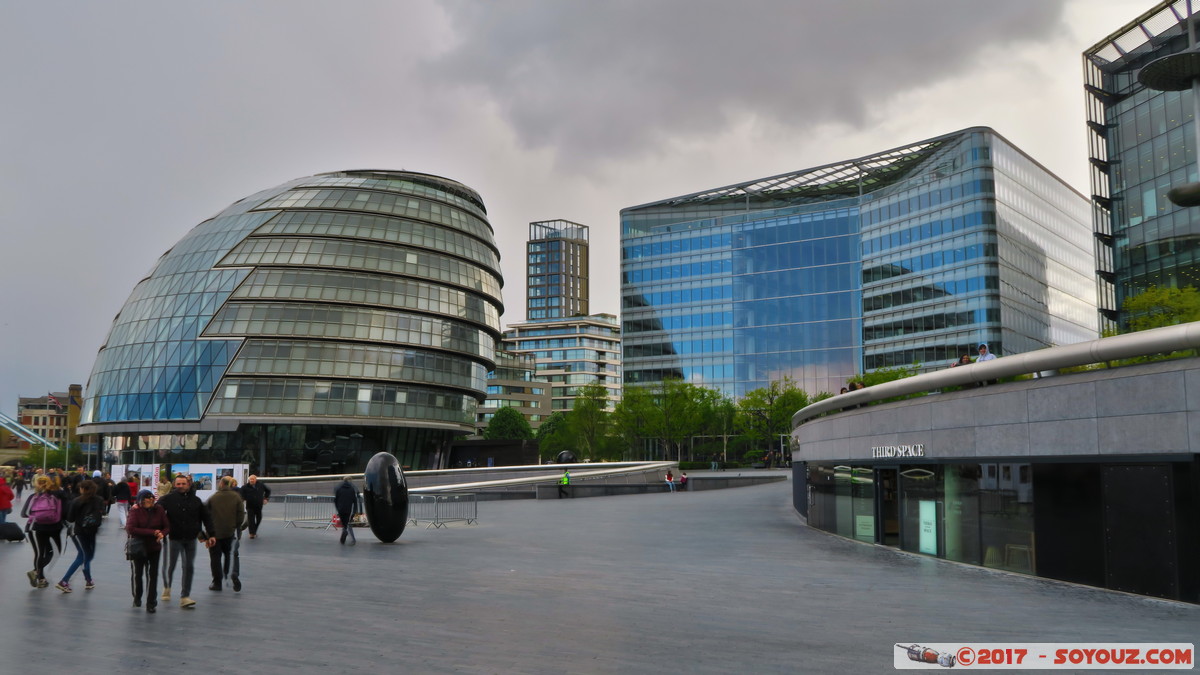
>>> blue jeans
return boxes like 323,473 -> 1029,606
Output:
0,508 -> 10,524
62,531 -> 96,583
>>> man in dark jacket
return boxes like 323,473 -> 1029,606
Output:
158,474 -> 214,609
206,476 -> 246,592
238,474 -> 271,539
334,477 -> 358,546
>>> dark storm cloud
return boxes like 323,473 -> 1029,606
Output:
428,0 -> 1070,164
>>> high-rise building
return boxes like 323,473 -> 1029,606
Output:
621,127 -> 1097,397
526,220 -> 589,320
1085,1 -> 1200,328
475,350 -> 552,435
502,314 -> 622,412
79,170 -> 503,474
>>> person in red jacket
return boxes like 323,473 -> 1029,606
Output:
0,477 -> 14,524
126,490 -> 168,613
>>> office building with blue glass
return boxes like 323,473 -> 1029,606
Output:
78,170 -> 503,475
621,128 -> 1097,397
1085,0 -> 1200,328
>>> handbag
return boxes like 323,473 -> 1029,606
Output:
125,536 -> 146,561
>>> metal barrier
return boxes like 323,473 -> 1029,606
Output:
284,492 -> 476,531
281,494 -> 340,530
408,493 -> 477,529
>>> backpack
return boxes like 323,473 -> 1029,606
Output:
29,493 -> 62,525
77,498 -> 102,532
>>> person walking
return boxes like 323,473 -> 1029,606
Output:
56,479 -> 105,593
126,490 -> 167,613
205,476 -> 246,591
21,475 -> 66,588
334,476 -> 358,546
238,474 -> 271,539
112,473 -> 137,527
158,474 -> 213,609
13,472 -> 27,501
557,469 -> 571,499
0,476 -> 13,524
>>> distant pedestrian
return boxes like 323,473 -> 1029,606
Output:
0,477 -> 13,524
665,470 -> 676,493
976,343 -> 996,362
126,490 -> 167,613
239,474 -> 271,539
113,473 -> 138,527
334,476 -> 359,546
21,474 -> 65,588
205,476 -> 246,591
13,472 -> 27,500
558,469 -> 571,499
679,472 -> 689,491
57,479 -> 105,593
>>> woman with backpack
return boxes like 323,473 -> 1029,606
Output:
20,475 -> 66,588
56,479 -> 105,593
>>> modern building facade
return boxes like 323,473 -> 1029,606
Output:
502,314 -> 622,411
621,127 -> 1097,398
474,349 -> 552,435
791,329 -> 1200,604
79,170 -> 503,475
527,219 -> 589,321
1085,1 -> 1200,328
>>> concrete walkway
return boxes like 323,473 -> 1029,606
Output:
1,479 -> 1196,673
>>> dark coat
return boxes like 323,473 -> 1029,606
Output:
334,481 -> 358,517
126,504 -> 169,556
66,495 -> 106,535
157,490 -> 213,541
239,481 -> 271,509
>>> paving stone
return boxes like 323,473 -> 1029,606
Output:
1,478 -> 1195,673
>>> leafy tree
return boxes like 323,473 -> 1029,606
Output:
20,444 -> 68,470
566,383 -> 611,460
482,407 -> 533,441
534,411 -> 572,461
735,377 -> 813,453
1122,285 -> 1200,332
610,385 -> 653,460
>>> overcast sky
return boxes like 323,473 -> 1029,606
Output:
0,0 -> 1153,414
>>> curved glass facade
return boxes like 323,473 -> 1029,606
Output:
80,170 -> 503,474
621,128 -> 1097,397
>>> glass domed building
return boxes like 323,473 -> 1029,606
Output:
79,170 -> 503,475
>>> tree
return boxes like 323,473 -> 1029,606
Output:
482,407 -> 533,441
535,411 -> 572,461
1122,285 -> 1200,332
735,377 -> 814,454
565,383 -> 610,460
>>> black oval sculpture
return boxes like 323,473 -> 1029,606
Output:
362,452 -> 409,543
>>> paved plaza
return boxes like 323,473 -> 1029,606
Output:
2,476 -> 1196,673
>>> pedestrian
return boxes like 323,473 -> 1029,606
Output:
679,472 -> 688,491
102,472 -> 115,515
158,474 -> 213,609
13,472 -> 27,500
0,477 -> 13,524
557,469 -> 570,499
126,489 -> 167,613
112,473 -> 137,527
57,479 -> 105,593
205,476 -> 246,591
239,474 -> 271,539
334,476 -> 359,546
976,343 -> 997,362
665,469 -> 676,493
21,474 -> 66,588
709,454 -> 719,471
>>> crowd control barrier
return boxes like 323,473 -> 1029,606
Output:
408,493 -> 478,529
